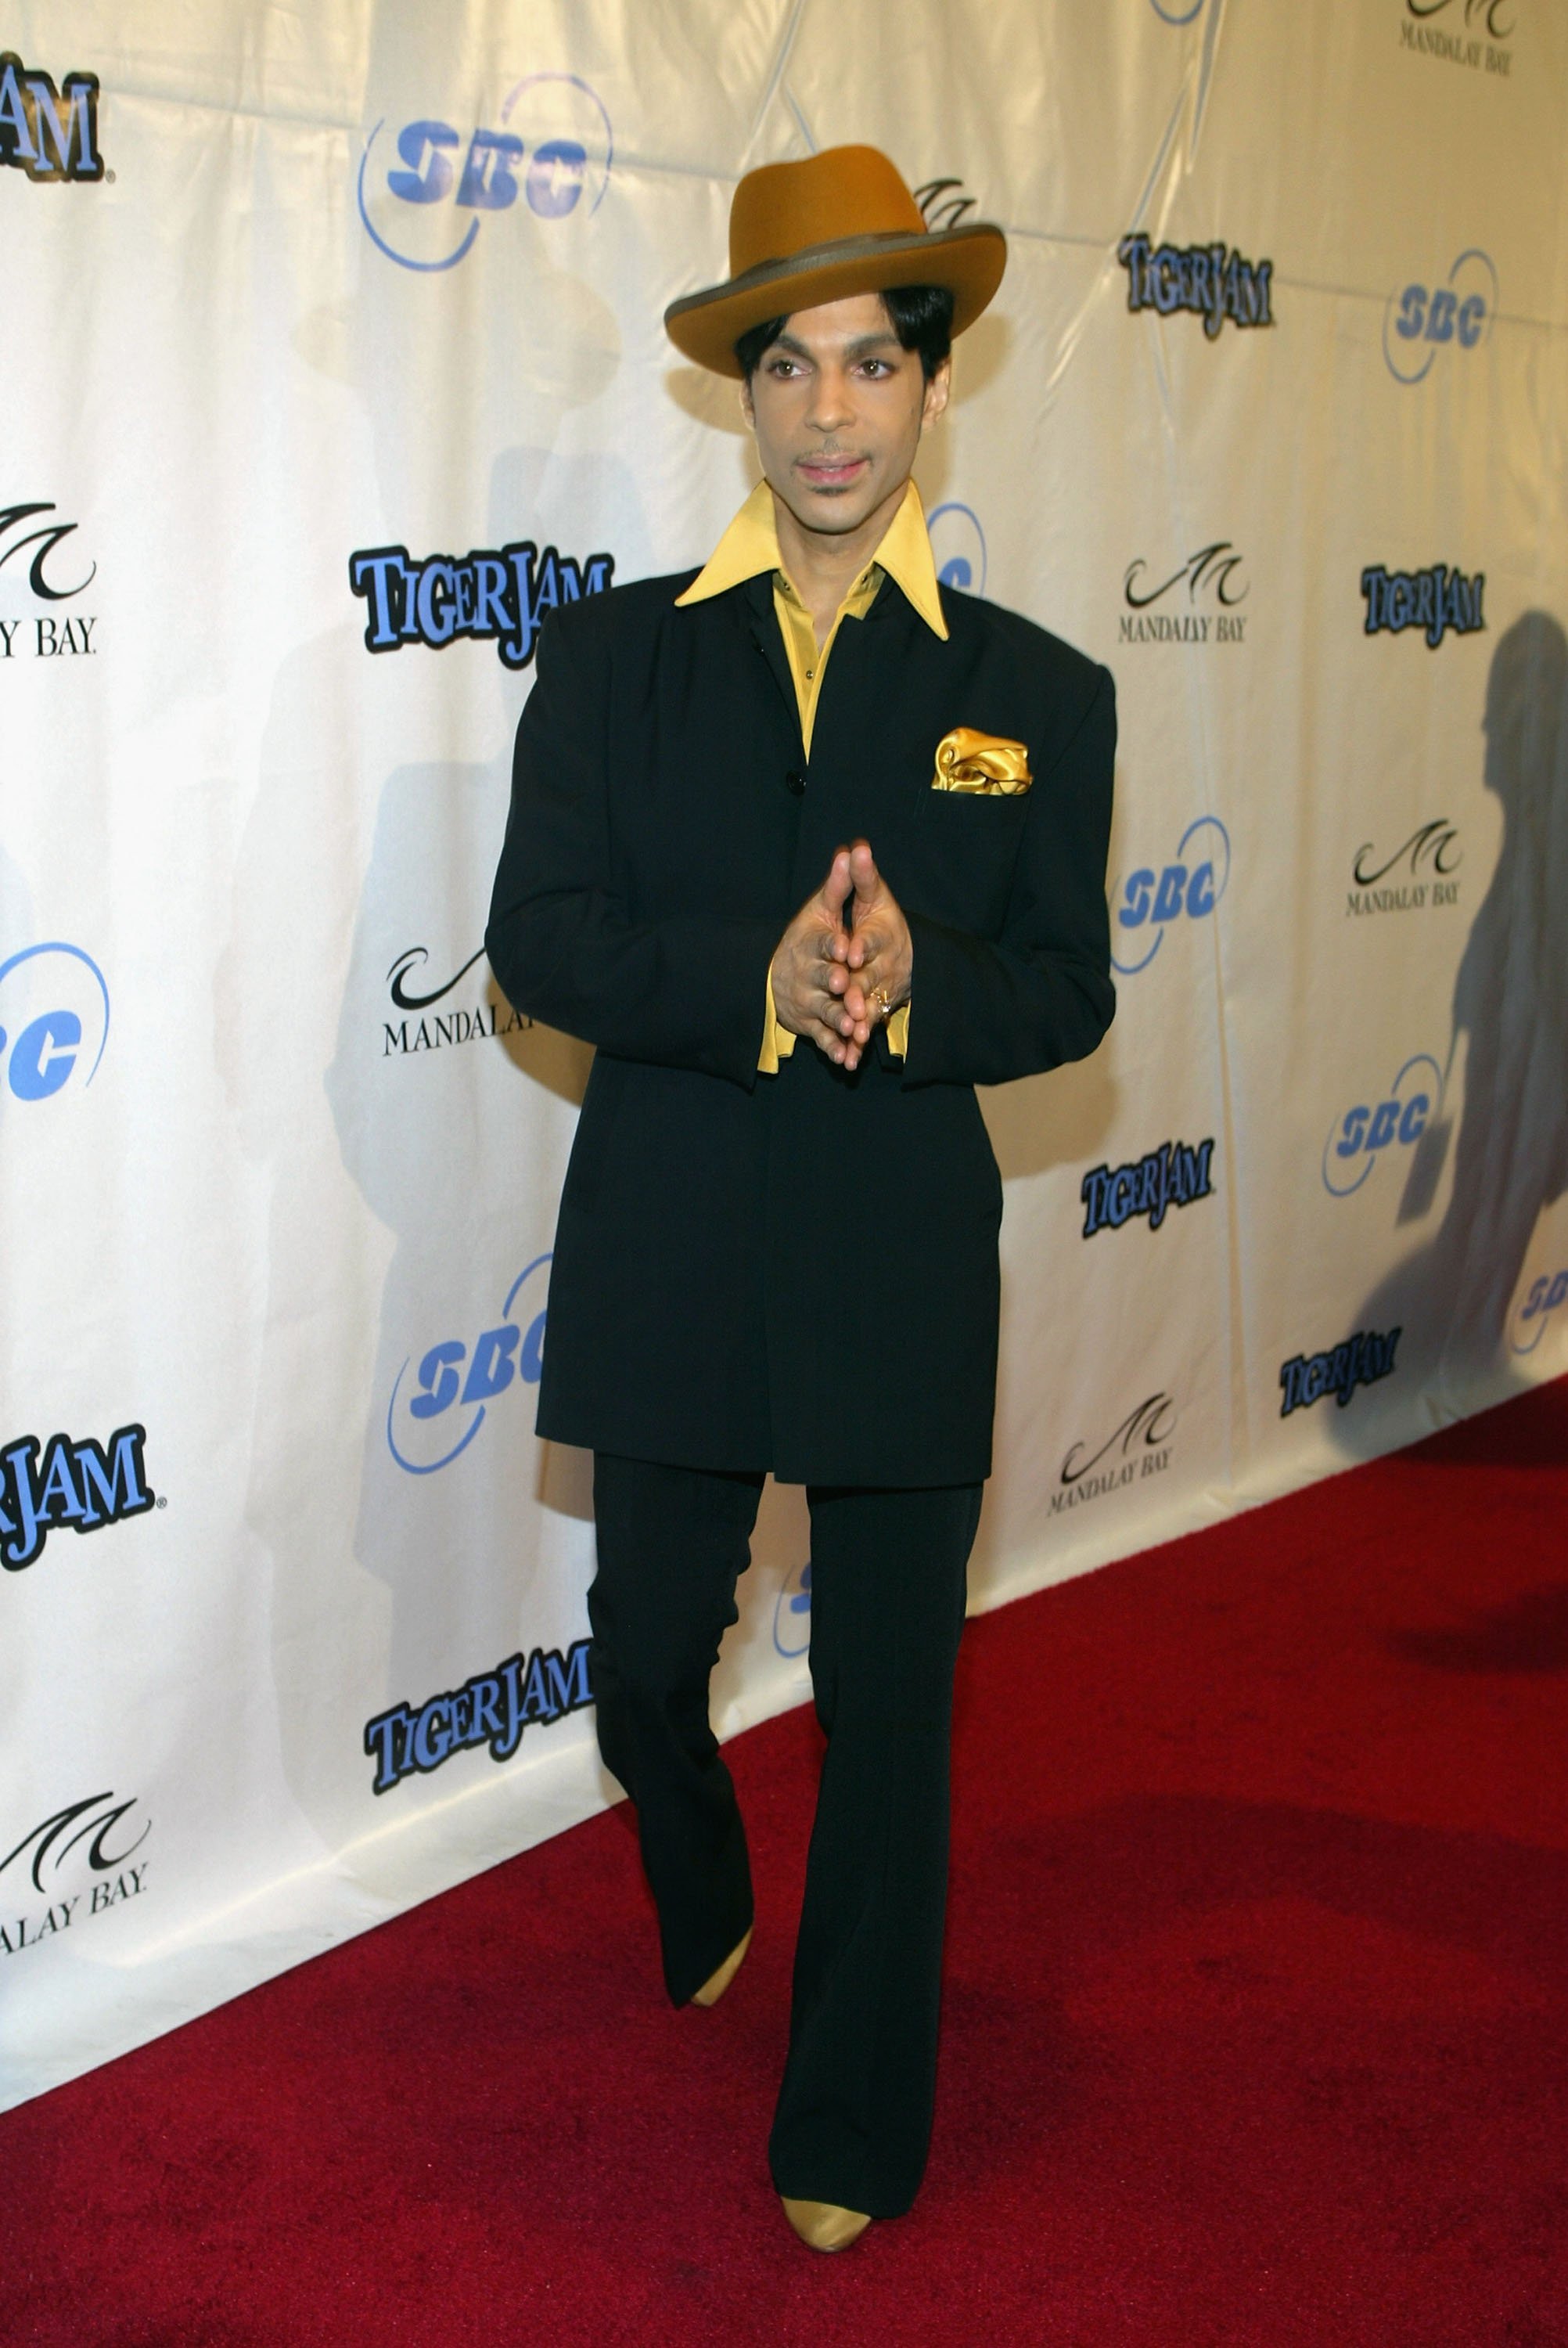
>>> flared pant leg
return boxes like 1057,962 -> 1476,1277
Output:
589,1456 -> 980,2213
588,1453 -> 765,2008
768,1481 -> 981,2219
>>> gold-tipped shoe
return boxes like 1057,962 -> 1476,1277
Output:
780,2195 -> 872,2253
689,1925 -> 752,2008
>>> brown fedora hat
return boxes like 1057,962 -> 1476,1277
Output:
665,145 -> 1006,378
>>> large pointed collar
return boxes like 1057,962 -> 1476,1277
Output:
675,476 -> 948,640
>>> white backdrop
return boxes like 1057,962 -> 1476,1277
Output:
4,0 -> 1566,2109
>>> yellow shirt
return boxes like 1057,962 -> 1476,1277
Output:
676,477 -> 950,1071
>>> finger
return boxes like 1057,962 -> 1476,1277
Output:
845,976 -> 891,1032
814,985 -> 857,1036
806,1017 -> 851,1065
855,924 -> 895,982
849,838 -> 881,913
820,848 -> 853,920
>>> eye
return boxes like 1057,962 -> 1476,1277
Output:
858,358 -> 892,378
766,356 -> 801,377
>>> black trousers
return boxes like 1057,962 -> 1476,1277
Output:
588,1454 -> 982,2219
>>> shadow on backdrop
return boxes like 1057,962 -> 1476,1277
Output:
324,438 -> 644,1723
1333,612 -> 1568,1460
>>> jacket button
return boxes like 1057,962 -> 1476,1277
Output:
784,769 -> 806,796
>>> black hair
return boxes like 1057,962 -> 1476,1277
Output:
734,283 -> 955,383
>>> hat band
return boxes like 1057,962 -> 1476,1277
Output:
669,225 -> 962,322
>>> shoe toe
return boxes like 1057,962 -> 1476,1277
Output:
780,2195 -> 872,2253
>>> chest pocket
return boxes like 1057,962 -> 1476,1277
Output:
912,783 -> 1030,938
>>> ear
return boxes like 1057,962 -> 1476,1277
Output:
921,355 -> 951,432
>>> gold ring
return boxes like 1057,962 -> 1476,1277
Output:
870,985 -> 891,1022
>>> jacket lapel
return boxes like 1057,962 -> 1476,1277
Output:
732,572 -> 803,751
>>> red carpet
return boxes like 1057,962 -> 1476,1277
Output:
8,1381 -> 1568,2346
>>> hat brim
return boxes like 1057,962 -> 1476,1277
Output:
664,221 -> 1007,377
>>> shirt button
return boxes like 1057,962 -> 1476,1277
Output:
804,668 -> 815,681
784,769 -> 806,796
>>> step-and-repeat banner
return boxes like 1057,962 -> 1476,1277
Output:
4,0 -> 1566,2107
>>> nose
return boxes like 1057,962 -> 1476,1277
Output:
805,363 -> 854,437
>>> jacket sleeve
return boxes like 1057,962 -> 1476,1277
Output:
485,601 -> 781,1088
899,662 -> 1117,1089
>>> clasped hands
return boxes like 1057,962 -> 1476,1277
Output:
770,841 -> 912,1071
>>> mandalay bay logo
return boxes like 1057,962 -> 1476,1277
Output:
1346,821 -> 1462,919
1050,1392 -> 1177,1516
381,943 -> 530,1058
1,1789 -> 150,1957
1120,543 -> 1249,646
1399,0 -> 1516,76
0,501 -> 101,663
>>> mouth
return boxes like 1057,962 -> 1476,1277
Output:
795,454 -> 871,493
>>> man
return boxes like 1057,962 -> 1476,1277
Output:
486,145 -> 1116,2251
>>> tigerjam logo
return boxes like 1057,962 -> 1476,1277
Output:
1051,1393 -> 1176,1517
365,1639 -> 592,1792
1347,821 -> 1462,917
1278,1328 -> 1401,1417
1,1425 -> 154,1572
1120,544 -> 1248,646
383,945 -> 530,1057
1361,564 -> 1484,648
1116,236 -> 1274,337
1,1791 -> 149,1958
1399,0 -> 1515,75
0,502 -> 99,661
0,54 -> 103,182
348,538 -> 613,669
1081,1138 -> 1215,1238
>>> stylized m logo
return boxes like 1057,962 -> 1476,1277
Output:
0,502 -> 95,599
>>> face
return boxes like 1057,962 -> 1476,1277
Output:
739,291 -> 950,541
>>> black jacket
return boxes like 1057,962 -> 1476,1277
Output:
486,564 -> 1116,1486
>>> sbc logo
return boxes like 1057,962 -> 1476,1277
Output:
773,1561 -> 812,1659
1383,250 -> 1496,385
1110,816 -> 1230,974
387,1255 -> 549,1474
1511,1267 -> 1567,1357
0,943 -> 109,1104
358,73 -> 611,272
1322,1053 -> 1442,1197
926,502 -> 987,595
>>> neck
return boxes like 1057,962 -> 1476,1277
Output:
771,476 -> 910,645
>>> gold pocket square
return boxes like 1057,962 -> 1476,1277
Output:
932,728 -> 1032,794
